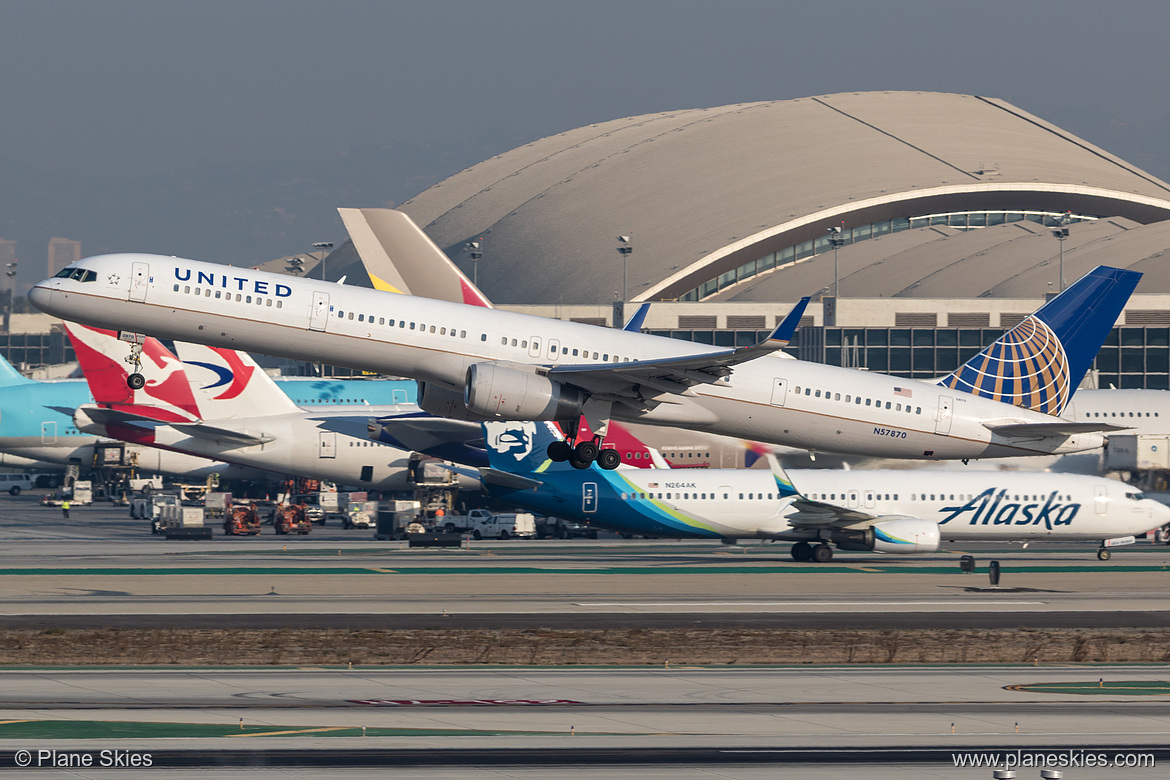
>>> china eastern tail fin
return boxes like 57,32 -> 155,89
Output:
938,266 -> 1140,416
173,342 -> 299,419
62,324 -> 201,423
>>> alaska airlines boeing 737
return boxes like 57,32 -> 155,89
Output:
471,421 -> 1169,562
29,254 -> 1136,466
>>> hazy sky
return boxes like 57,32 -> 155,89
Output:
2,0 -> 1168,285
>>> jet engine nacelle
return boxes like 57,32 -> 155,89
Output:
831,516 -> 940,554
417,381 -> 482,421
465,363 -> 585,421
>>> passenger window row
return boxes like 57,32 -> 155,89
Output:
793,385 -> 922,415
175,284 -> 283,308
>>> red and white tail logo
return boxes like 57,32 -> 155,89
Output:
174,342 -> 299,419
63,324 -> 200,423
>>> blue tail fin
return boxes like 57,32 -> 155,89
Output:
938,265 -> 1140,416
0,354 -> 33,387
484,421 -> 565,474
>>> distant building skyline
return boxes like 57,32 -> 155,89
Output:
47,237 -> 80,279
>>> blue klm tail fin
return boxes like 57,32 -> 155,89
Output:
938,265 -> 1140,416
0,354 -> 33,387
484,420 -> 566,474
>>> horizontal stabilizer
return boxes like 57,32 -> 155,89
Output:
169,422 -> 275,447
984,420 -> 1130,437
478,468 -> 543,491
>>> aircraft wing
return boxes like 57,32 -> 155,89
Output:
984,420 -> 1130,437
782,497 -> 880,528
545,298 -> 809,402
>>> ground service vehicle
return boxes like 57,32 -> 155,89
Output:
275,504 -> 313,535
158,501 -> 212,540
0,473 -> 35,495
441,508 -> 535,539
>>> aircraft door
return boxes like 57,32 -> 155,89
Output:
864,491 -> 876,509
392,389 -> 408,403
847,490 -> 859,508
309,292 -> 330,331
934,396 -> 953,435
582,482 -> 598,514
41,421 -> 57,444
129,262 -> 149,302
1094,485 -> 1108,515
528,337 -> 542,358
547,339 -> 561,362
319,431 -> 337,459
770,378 -> 788,406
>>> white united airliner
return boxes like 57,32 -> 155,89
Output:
29,255 -> 1136,467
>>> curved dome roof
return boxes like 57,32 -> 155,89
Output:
398,91 -> 1170,304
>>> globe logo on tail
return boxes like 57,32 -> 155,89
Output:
940,316 -> 1071,415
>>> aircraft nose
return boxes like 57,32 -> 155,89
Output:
27,283 -> 53,313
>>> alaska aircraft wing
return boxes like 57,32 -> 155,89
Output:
984,420 -> 1131,437
545,297 -> 809,401
782,497 -> 880,528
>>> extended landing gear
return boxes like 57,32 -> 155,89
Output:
546,416 -> 620,470
547,437 -> 620,470
123,334 -> 146,390
1097,547 -> 1112,561
790,541 -> 833,562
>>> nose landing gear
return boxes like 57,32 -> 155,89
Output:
124,337 -> 146,390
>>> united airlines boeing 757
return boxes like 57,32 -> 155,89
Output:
29,253 -> 1135,465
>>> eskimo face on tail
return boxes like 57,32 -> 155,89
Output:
939,315 -> 1070,415
485,421 -> 538,461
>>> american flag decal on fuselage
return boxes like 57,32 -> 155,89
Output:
937,315 -> 1071,416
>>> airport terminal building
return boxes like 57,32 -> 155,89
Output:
380,91 -> 1170,389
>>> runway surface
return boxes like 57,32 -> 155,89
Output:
3,497 -> 1170,630
4,495 -> 1170,776
0,665 -> 1166,776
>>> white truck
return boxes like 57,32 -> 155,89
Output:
439,508 -> 536,540
156,498 -> 212,540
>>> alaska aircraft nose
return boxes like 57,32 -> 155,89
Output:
27,283 -> 53,313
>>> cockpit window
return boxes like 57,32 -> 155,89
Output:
1127,491 -> 1144,500
55,267 -> 96,282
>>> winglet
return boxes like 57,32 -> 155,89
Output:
770,296 -> 811,346
763,453 -> 800,498
622,303 -> 651,333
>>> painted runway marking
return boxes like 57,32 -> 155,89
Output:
349,699 -> 584,706
574,601 -> 1047,607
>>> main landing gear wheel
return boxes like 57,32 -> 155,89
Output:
569,455 -> 592,470
597,449 -> 621,470
574,440 -> 599,463
812,543 -> 834,563
791,541 -> 813,562
547,440 -> 573,462
1097,548 -> 1112,561
127,373 -> 146,390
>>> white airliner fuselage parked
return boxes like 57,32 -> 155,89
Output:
474,421 -> 1170,562
31,255 -> 1129,464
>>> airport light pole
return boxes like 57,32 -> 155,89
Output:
616,235 -> 633,304
465,241 -> 482,288
1052,214 -> 1071,292
827,225 -> 845,298
312,241 -> 334,281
